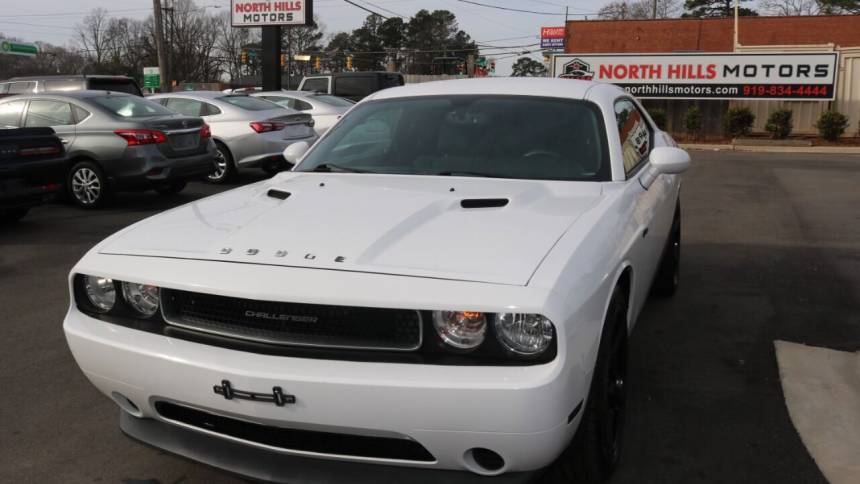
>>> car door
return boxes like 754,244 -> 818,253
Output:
22,99 -> 77,148
613,98 -> 672,319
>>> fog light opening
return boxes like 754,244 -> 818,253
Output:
463,447 -> 506,475
111,392 -> 142,417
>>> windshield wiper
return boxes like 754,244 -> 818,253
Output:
311,163 -> 373,173
434,170 -> 505,178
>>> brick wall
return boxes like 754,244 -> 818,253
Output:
564,15 -> 860,54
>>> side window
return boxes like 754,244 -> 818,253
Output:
262,96 -> 294,109
614,99 -> 652,176
0,100 -> 26,128
200,102 -> 221,116
9,82 -> 36,94
292,99 -> 312,111
0,83 -> 9,94
165,98 -> 203,116
334,77 -> 373,99
71,104 -> 91,124
24,100 -> 75,127
301,78 -> 328,93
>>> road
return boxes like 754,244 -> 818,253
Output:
1,151 -> 859,483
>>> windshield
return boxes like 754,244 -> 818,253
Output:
217,95 -> 281,111
93,95 -> 174,118
313,94 -> 354,107
296,95 -> 610,181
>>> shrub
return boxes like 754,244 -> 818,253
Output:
684,106 -> 702,139
648,108 -> 667,130
723,107 -> 755,138
764,109 -> 793,139
815,111 -> 849,141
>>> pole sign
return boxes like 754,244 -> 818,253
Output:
551,52 -> 839,100
143,67 -> 160,89
1,40 -> 38,57
540,27 -> 565,51
231,1 -> 312,27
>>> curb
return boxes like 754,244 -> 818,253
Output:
680,143 -> 860,154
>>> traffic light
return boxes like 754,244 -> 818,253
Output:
346,55 -> 353,70
489,60 -> 496,73
240,50 -> 247,64
280,53 -> 286,67
314,56 -> 321,70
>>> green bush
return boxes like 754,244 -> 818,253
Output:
815,111 -> 849,141
684,106 -> 702,139
764,109 -> 793,139
723,107 -> 755,138
648,108 -> 667,130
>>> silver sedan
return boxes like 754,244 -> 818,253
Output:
251,91 -> 353,136
150,91 -> 317,183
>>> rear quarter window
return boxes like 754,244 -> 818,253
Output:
88,78 -> 142,96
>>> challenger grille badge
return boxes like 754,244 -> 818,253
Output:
275,250 -> 288,257
214,380 -> 295,407
219,248 -> 232,254
304,253 -> 316,260
246,248 -> 259,255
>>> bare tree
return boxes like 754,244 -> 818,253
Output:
215,11 -> 258,83
76,8 -> 115,68
759,0 -> 821,15
599,0 -> 681,19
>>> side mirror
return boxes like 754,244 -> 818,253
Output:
640,147 -> 690,189
283,141 -> 310,165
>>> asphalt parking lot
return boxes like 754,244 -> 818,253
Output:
1,150 -> 859,484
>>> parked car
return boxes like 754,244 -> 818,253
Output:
251,90 -> 353,135
0,127 -> 67,222
298,71 -> 405,102
63,78 -> 689,483
150,91 -> 317,182
0,91 -> 215,208
0,75 -> 143,98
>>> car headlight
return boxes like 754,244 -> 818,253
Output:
432,310 -> 486,350
121,281 -> 160,318
83,275 -> 116,313
494,313 -> 554,355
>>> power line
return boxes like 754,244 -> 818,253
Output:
0,20 -> 77,31
0,8 -> 151,18
342,0 -> 389,19
456,0 -> 595,16
477,35 -> 536,43
358,0 -> 406,18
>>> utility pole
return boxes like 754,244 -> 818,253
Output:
152,0 -> 169,92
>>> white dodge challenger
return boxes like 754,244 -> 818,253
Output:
64,78 -> 689,483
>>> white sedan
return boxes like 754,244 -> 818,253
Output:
64,78 -> 689,483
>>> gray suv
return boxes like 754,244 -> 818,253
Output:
0,75 -> 143,98
0,91 -> 215,207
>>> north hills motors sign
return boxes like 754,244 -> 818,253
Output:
551,53 -> 839,100
231,1 -> 312,27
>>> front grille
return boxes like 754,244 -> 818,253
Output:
161,289 -> 422,351
155,401 -> 435,462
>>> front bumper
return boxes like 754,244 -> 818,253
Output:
64,306 -> 582,479
121,411 -> 540,484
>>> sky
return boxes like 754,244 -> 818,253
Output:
0,0 -> 629,76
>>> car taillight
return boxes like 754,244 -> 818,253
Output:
18,146 -> 61,156
200,124 -> 211,138
249,121 -> 286,133
114,129 -> 167,146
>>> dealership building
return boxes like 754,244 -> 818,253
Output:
556,15 -> 860,137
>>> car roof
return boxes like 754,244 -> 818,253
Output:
367,78 -> 623,102
5,75 -> 135,82
0,90 -> 134,100
151,90 -> 225,100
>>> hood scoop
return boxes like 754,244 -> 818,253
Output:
460,198 -> 509,209
267,189 -> 291,200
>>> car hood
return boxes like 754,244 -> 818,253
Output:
99,173 -> 604,286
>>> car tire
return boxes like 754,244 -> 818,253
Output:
68,161 -> 109,209
0,208 -> 29,224
652,202 -> 681,298
155,181 -> 187,195
207,142 -> 234,184
544,285 -> 628,484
